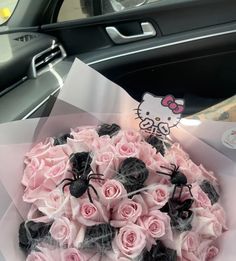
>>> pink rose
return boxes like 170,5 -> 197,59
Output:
26,251 -> 50,261
50,217 -> 77,247
197,241 -> 219,260
155,152 -> 170,169
174,231 -> 199,258
100,179 -> 127,208
91,149 -> 118,179
27,204 -> 51,223
46,145 -> 70,164
199,164 -> 217,183
71,128 -> 99,150
169,143 -> 189,160
26,142 -> 70,166
181,251 -> 199,261
165,143 -> 189,167
202,218 -> 222,238
122,129 -> 142,143
34,189 -> 70,218
24,165 -> 50,191
92,135 -> 111,150
181,232 -> 199,252
181,161 -> 202,184
74,198 -> 109,226
211,203 -> 227,230
22,158 -> 45,187
25,141 -> 51,162
191,183 -> 211,208
44,161 -> 68,186
23,185 -> 50,204
23,152 -> 69,195
139,215 -> 165,238
115,141 -> 138,158
142,184 -> 169,209
67,137 -> 90,153
192,213 -> 222,239
205,245 -> 219,260
132,194 -> 149,215
61,248 -> 85,261
114,223 -> 146,259
111,199 -> 142,227
138,142 -> 156,168
137,209 -> 172,250
112,129 -> 141,145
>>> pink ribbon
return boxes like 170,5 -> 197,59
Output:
161,95 -> 184,114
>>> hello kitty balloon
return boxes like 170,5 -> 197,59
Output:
136,93 -> 184,136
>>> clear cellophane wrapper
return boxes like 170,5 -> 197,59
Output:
0,59 -> 235,261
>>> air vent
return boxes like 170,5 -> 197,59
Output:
30,44 -> 66,78
14,34 -> 37,42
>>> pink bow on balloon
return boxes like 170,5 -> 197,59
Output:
161,95 -> 184,114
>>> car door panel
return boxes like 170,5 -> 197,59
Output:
41,19 -> 236,101
0,0 -> 236,122
0,32 -> 58,91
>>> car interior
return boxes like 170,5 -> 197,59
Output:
0,0 -> 236,123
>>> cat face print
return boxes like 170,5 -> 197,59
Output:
137,93 -> 184,134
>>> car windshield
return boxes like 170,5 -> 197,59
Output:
0,0 -> 18,25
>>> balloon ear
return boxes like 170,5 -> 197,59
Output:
142,92 -> 155,101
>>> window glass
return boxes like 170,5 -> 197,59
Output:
58,0 -> 87,22
0,0 -> 18,25
58,0 -> 161,22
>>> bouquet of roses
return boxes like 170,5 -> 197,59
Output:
19,122 -> 226,261
0,59 -> 235,261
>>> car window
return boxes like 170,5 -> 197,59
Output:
58,0 -> 160,22
0,0 -> 18,25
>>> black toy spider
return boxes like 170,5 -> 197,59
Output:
156,163 -> 192,199
58,168 -> 104,203
161,198 -> 194,231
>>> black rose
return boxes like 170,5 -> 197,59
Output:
19,221 -> 51,253
146,135 -> 165,155
117,157 -> 149,194
69,152 -> 92,175
82,223 -> 116,251
143,240 -> 177,261
200,180 -> 219,205
160,198 -> 194,232
97,123 -> 120,137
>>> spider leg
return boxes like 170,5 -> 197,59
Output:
172,185 -> 178,198
156,170 -> 172,177
62,182 -> 71,192
178,185 -> 184,200
88,184 -> 99,199
186,184 -> 193,197
68,169 -> 77,179
160,165 -> 174,171
56,178 -> 74,187
170,163 -> 177,169
87,187 -> 93,204
69,153 -> 75,160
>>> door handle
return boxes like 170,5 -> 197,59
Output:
106,22 -> 156,44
